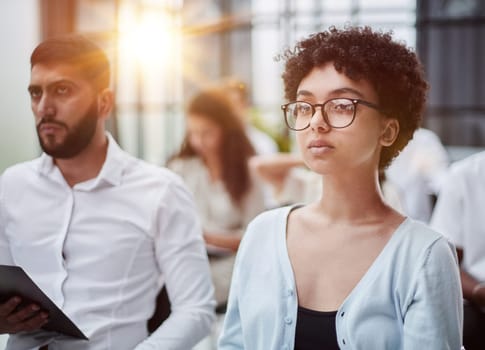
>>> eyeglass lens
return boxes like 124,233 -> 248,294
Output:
285,98 -> 356,130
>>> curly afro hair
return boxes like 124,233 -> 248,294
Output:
280,26 -> 429,169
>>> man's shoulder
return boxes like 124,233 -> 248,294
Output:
1,158 -> 41,182
107,133 -> 182,184
121,154 -> 185,187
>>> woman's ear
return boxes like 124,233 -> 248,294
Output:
380,118 -> 399,147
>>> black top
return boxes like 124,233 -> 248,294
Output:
294,306 -> 340,350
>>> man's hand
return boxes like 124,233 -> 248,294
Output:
0,297 -> 48,334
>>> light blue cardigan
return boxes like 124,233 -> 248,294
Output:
218,205 -> 463,350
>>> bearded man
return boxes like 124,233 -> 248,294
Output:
0,34 -> 215,350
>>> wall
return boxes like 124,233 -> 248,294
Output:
0,1 -> 40,173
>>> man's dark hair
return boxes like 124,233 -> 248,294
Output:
280,26 -> 429,169
30,34 -> 110,91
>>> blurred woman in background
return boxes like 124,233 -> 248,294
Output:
168,88 -> 267,308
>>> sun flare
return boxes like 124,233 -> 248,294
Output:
118,6 -> 181,73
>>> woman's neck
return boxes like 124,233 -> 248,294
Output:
315,170 -> 393,224
203,154 -> 222,181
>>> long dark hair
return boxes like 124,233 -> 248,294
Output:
174,88 -> 256,206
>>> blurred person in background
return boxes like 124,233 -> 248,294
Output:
0,34 -> 215,350
223,78 -> 280,209
219,26 -> 462,350
223,77 -> 279,155
431,150 -> 485,350
168,88 -> 267,310
385,127 -> 449,222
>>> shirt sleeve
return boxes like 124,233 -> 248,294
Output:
135,178 -> 216,350
0,174 -> 14,265
402,238 -> 463,350
217,247 -> 244,349
430,169 -> 465,248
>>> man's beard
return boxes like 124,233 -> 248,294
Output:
37,99 -> 99,159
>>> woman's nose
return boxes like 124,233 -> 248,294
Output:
309,106 -> 330,132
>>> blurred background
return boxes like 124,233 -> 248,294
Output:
1,1 -> 485,349
1,0 -> 484,174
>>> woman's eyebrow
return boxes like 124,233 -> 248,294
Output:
328,87 -> 365,98
296,87 -> 365,99
296,90 -> 314,98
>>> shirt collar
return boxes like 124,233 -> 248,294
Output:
37,132 -> 127,189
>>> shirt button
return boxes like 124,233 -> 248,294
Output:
341,311 -> 345,317
284,316 -> 292,324
282,345 -> 289,350
287,289 -> 294,297
342,338 -> 346,345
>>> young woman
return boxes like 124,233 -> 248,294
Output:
168,88 -> 267,307
218,26 -> 463,349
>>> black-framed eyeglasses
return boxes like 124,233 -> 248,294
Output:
281,98 -> 384,131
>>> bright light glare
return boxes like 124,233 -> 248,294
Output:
118,9 -> 179,70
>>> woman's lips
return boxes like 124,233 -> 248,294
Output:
308,140 -> 334,155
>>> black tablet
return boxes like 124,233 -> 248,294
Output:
0,265 -> 88,340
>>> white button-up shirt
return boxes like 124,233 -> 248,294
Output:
0,134 -> 215,350
431,150 -> 485,282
